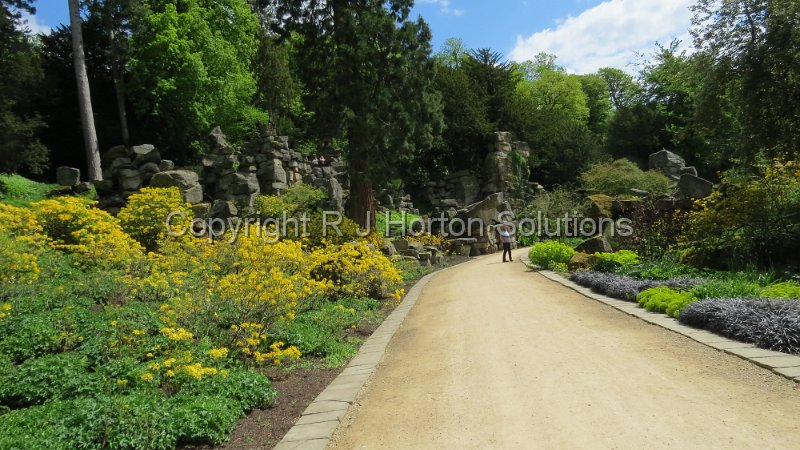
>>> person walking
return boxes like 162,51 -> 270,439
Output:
498,224 -> 513,263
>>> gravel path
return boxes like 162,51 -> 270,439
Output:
328,253 -> 800,449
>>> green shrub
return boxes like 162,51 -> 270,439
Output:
637,286 -> 697,317
580,159 -> 673,197
760,281 -> 800,299
376,210 -> 421,237
521,187 -> 589,223
593,250 -> 640,272
690,278 -> 762,299
254,184 -> 328,218
172,395 -> 241,444
283,184 -> 327,213
618,259 -> 704,280
0,352 -> 100,407
0,174 -> 57,207
529,241 -> 575,270
681,160 -> 800,269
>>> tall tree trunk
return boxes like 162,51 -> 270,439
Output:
107,10 -> 130,147
348,157 -> 376,231
69,0 -> 103,181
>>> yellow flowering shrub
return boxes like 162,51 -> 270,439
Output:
0,233 -> 40,284
27,196 -> 144,268
118,187 -> 193,251
215,227 -> 331,327
0,203 -> 46,247
407,233 -> 445,248
308,241 -> 403,298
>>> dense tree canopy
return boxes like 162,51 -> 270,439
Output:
4,0 -> 800,200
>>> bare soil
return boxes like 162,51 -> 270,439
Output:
330,253 -> 800,449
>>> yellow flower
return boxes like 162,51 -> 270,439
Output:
140,373 -> 154,382
208,347 -> 229,359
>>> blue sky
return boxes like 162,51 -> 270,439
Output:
25,0 -> 695,74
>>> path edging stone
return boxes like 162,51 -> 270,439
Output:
273,265 -> 455,449
529,264 -> 800,385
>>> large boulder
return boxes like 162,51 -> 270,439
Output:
56,166 -> 80,186
116,168 -> 142,191
150,170 -> 203,204
677,174 -> 713,199
314,177 -> 344,212
568,253 -> 601,271
575,235 -> 613,254
458,193 -> 511,228
649,149 -> 686,182
588,194 -> 614,219
150,170 -> 200,191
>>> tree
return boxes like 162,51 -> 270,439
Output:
434,37 -> 467,69
69,0 -> 102,181
578,74 -> 612,136
274,0 -> 443,229
0,0 -> 49,174
597,67 -> 639,109
127,0 -> 266,156
463,48 -> 518,129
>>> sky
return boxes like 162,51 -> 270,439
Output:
24,0 -> 695,74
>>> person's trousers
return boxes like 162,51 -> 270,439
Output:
502,242 -> 512,261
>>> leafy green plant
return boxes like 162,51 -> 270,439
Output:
637,286 -> 697,317
681,160 -> 800,270
529,241 -> 575,270
593,250 -> 640,272
0,174 -> 57,207
617,259 -> 705,280
760,282 -> 800,299
690,278 -> 762,299
580,159 -> 673,197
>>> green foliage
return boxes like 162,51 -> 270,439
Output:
681,160 -> 800,269
760,282 -> 800,300
580,159 -> 673,197
637,286 -> 697,317
0,352 -> 98,407
593,250 -> 640,272
376,210 -> 421,237
690,278 -> 762,300
522,187 -> 588,223
618,259 -> 704,281
0,0 -> 49,175
254,184 -> 328,218
276,0 -> 443,225
529,241 -> 575,270
0,174 -> 55,207
128,0 -> 266,149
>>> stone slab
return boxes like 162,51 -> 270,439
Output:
302,400 -> 350,415
726,347 -> 788,359
774,366 -> 800,378
281,421 -> 339,443
295,410 -> 346,425
273,439 -> 329,450
750,355 -> 800,369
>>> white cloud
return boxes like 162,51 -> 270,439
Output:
419,0 -> 464,16
510,0 -> 694,74
17,12 -> 52,35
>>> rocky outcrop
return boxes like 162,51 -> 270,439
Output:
95,126 -> 348,217
426,132 -> 536,215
